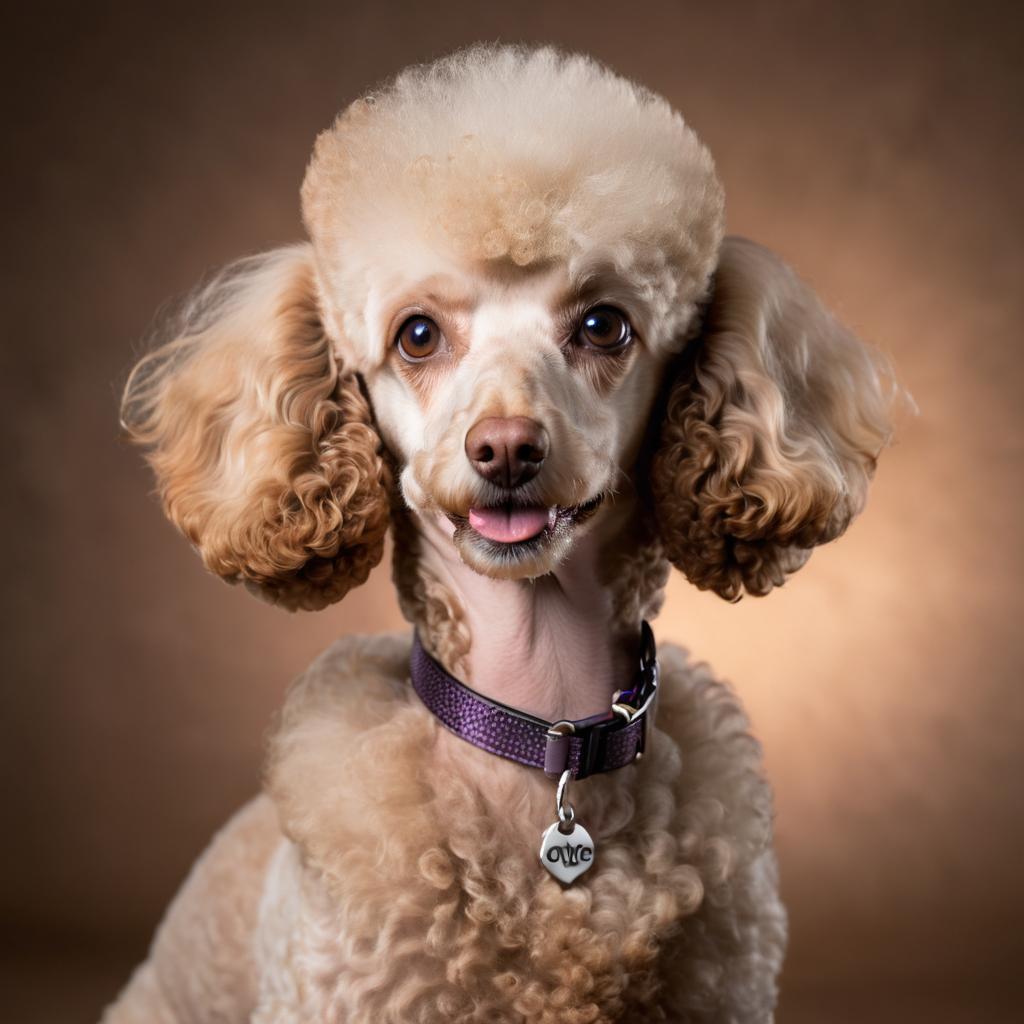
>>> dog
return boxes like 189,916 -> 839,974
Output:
103,44 -> 894,1023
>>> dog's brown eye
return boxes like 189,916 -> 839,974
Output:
396,316 -> 442,361
577,307 -> 631,350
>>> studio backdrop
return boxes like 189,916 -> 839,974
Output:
1,2 -> 1021,1022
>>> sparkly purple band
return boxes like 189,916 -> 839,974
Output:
409,625 -> 658,781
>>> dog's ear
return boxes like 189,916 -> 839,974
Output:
121,244 -> 391,611
650,236 -> 894,600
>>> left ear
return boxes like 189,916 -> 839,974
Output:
651,236 -> 896,600
121,244 -> 392,611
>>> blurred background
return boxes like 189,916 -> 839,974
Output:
2,1 -> 1021,1021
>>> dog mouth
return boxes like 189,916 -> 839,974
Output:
446,495 -> 604,561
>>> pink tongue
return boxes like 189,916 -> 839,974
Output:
468,506 -> 552,543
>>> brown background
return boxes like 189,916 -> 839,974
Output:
2,1 -> 1022,1021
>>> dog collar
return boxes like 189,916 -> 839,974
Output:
409,623 -> 659,884
410,621 -> 658,780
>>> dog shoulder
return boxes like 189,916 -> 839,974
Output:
273,629 -> 416,741
655,640 -> 762,756
652,640 -> 775,855
262,629 -> 433,861
102,795 -> 284,1022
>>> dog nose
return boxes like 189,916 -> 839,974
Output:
465,416 -> 549,488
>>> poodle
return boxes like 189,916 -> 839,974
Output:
102,45 -> 894,1023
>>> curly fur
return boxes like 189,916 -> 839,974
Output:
652,237 -> 895,600
390,503 -> 474,675
301,44 -> 723,367
600,517 -> 671,636
105,42 -> 897,1024
256,633 -> 781,1023
103,637 -> 785,1024
104,796 -> 281,1023
121,245 -> 391,610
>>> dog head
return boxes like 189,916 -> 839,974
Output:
123,46 -> 893,610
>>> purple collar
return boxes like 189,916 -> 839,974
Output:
409,622 -> 659,780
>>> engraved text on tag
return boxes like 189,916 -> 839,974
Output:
539,821 -> 595,884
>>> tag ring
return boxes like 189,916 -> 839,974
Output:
556,768 -> 575,832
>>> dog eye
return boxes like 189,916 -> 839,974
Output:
576,307 -> 632,351
396,316 -> 443,361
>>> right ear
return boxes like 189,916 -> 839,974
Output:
121,244 -> 391,611
649,237 -> 895,600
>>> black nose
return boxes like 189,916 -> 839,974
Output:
464,416 -> 549,488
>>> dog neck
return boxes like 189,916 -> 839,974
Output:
396,497 -> 660,723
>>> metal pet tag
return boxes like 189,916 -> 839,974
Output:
539,820 -> 595,884
539,769 -> 595,883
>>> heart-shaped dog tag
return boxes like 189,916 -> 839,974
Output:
539,820 -> 595,884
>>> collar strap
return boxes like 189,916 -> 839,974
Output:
410,622 -> 659,780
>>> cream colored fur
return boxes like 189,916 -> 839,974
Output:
106,43 -> 895,1024
103,634 -> 784,1023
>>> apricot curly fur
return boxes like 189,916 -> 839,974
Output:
103,636 -> 785,1024
391,502 -> 473,675
121,246 -> 391,611
252,633 -> 784,1023
101,43 -> 898,1024
600,517 -> 671,636
652,237 -> 895,600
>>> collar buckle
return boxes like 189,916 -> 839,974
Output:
574,712 -> 635,780
610,698 -> 638,722
542,622 -> 660,780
